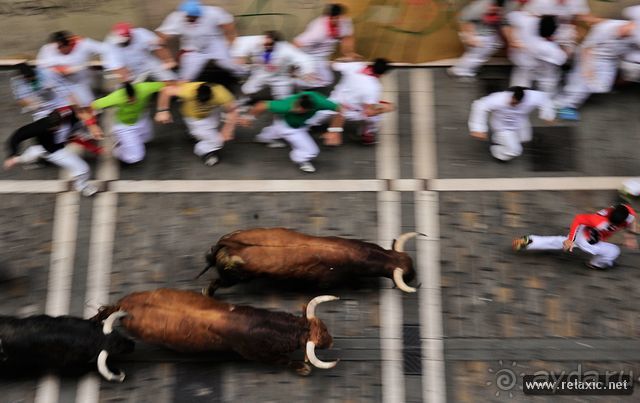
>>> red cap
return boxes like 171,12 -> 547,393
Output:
111,22 -> 132,43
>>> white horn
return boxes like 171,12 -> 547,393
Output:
393,268 -> 417,293
393,232 -> 420,252
305,341 -> 338,369
306,295 -> 339,319
102,311 -> 128,335
97,350 -> 125,382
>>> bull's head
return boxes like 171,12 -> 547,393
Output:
303,295 -> 339,370
390,232 -> 423,293
98,311 -> 132,382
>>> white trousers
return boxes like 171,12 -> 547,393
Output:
184,114 -> 223,157
490,121 -> 531,161
555,24 -> 578,53
112,116 -> 153,164
451,33 -> 503,77
621,59 -> 640,82
307,109 -> 382,132
622,178 -> 640,196
298,59 -> 334,88
51,80 -> 93,107
179,51 -> 242,81
22,145 -> 90,191
554,59 -> 617,109
131,59 -> 177,83
242,70 -> 293,99
510,50 -> 561,95
526,232 -> 621,268
256,119 -> 318,164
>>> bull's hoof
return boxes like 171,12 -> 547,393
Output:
201,287 -> 213,297
296,363 -> 312,376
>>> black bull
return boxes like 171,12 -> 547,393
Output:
0,313 -> 134,381
198,228 -> 422,295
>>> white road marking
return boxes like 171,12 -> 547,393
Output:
0,176 -> 631,193
411,69 -> 436,179
378,70 -> 405,403
111,179 -> 383,193
42,191 -> 80,316
35,183 -> 81,403
429,176 -> 631,192
413,70 -> 447,403
76,110 -> 120,403
0,180 -> 67,193
416,192 -> 446,403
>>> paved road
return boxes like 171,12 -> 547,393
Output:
0,67 -> 639,403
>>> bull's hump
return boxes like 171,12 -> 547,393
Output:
221,228 -> 374,250
221,228 -> 313,247
119,289 -> 232,312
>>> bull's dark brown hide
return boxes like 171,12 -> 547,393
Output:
206,228 -> 415,286
97,289 -> 332,369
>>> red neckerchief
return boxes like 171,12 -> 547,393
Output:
361,66 -> 378,77
56,106 -> 74,118
482,11 -> 502,26
327,17 -> 339,39
67,36 -> 80,53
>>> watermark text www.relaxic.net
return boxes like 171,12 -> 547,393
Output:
523,374 -> 633,396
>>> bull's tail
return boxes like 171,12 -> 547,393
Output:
195,264 -> 213,279
195,244 -> 223,279
90,305 -> 121,323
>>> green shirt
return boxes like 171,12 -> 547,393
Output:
92,82 -> 165,125
267,91 -> 339,129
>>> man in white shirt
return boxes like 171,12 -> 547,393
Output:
306,58 -> 394,145
554,19 -> 637,120
448,0 -> 514,80
621,6 -> 640,82
469,86 -> 555,161
103,22 -> 177,83
11,63 -> 72,120
523,0 -> 594,55
293,3 -> 359,88
236,31 -> 314,100
156,0 -> 237,82
507,13 -> 567,94
36,31 -> 105,109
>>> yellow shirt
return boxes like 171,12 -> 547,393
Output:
179,82 -> 234,120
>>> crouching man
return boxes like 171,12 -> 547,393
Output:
244,92 -> 340,173
307,58 -> 394,146
4,107 -> 102,196
468,86 -> 555,161
155,82 -> 238,166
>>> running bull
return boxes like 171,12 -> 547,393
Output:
93,288 -> 338,375
0,313 -> 134,381
197,228 -> 420,295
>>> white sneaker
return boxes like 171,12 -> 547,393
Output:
266,140 -> 287,149
203,153 -> 219,166
298,162 -> 316,173
80,184 -> 98,197
446,67 -> 475,82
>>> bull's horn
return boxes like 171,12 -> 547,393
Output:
393,268 -> 417,293
306,295 -> 339,319
103,311 -> 127,335
306,341 -> 338,369
393,232 -> 424,252
97,350 -> 125,382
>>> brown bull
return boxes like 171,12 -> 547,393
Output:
197,228 -> 420,295
93,288 -> 338,375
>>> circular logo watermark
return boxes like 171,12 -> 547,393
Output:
486,361 -> 523,398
